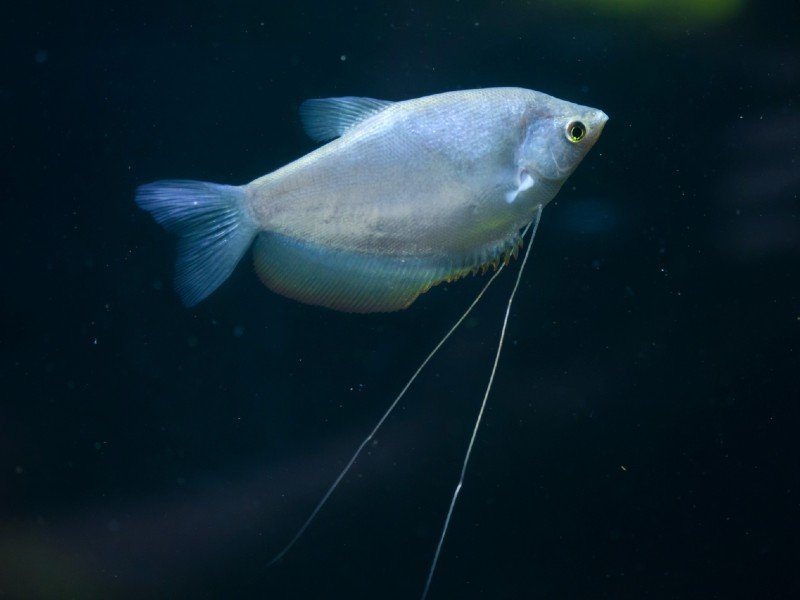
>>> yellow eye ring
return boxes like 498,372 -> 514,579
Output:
566,121 -> 586,143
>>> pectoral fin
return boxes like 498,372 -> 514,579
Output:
505,170 -> 535,204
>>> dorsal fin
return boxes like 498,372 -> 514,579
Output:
299,96 -> 395,142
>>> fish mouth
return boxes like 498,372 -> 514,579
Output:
578,110 -> 608,153
592,110 -> 609,136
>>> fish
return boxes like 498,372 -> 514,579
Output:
135,87 -> 607,312
135,87 -> 607,598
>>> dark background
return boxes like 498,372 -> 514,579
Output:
2,1 -> 798,598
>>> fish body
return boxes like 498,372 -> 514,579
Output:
136,88 -> 607,311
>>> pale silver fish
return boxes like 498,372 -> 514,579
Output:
136,87 -> 607,311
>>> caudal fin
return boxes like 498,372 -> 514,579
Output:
135,180 -> 257,306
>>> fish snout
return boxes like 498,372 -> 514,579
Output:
584,109 -> 608,144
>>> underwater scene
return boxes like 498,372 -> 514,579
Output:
2,0 -> 798,598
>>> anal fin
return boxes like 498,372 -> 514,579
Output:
253,230 -> 526,314
253,233 -> 446,313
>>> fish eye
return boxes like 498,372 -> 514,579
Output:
566,121 -> 586,143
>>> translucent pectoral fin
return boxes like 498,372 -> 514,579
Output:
505,170 -> 535,204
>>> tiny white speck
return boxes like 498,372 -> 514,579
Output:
340,54 -> 347,61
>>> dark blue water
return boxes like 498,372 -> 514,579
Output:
3,2 -> 798,598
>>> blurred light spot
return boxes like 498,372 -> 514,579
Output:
543,0 -> 745,22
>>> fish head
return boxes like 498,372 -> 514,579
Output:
516,94 -> 608,189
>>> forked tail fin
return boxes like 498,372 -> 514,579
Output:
135,180 -> 257,306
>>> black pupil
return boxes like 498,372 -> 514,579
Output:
571,123 -> 584,139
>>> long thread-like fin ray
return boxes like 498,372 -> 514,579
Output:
420,204 -> 543,600
266,243 -> 511,567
